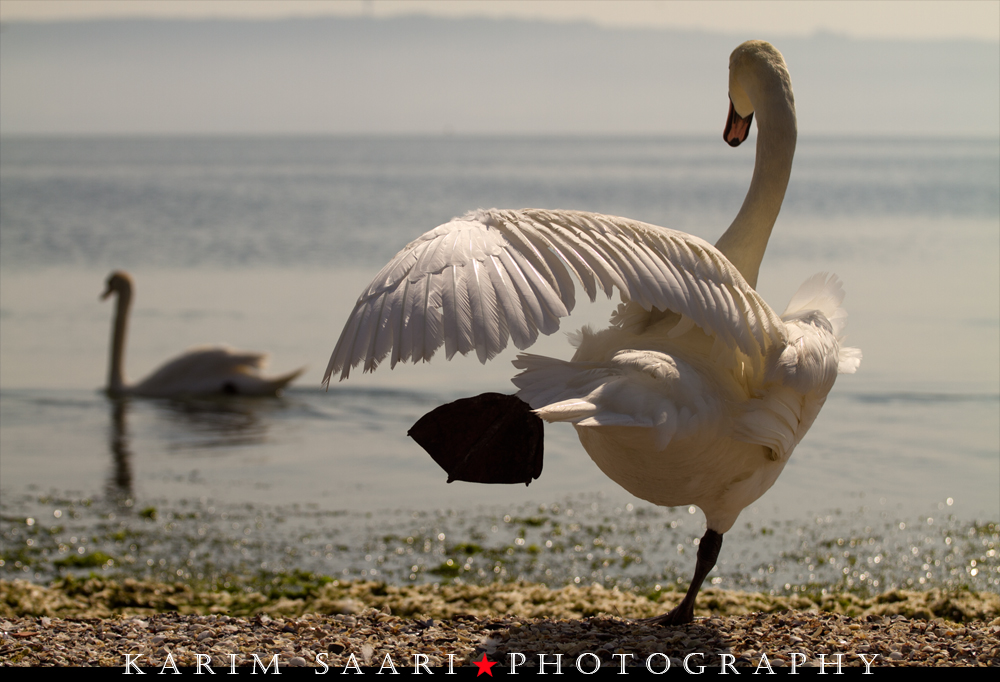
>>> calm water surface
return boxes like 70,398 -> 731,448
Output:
1,137 -> 997,593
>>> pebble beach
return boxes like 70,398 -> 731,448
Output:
2,578 -> 998,668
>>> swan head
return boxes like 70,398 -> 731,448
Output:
101,270 -> 133,301
725,40 -> 794,148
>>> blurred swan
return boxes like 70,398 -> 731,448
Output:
102,271 -> 303,398
325,41 -> 860,624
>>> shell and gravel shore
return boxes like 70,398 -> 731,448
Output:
2,578 -> 998,667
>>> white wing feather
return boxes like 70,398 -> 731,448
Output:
324,208 -> 787,383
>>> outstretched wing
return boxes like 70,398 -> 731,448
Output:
324,208 -> 787,383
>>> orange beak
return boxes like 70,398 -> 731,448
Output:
724,97 -> 753,147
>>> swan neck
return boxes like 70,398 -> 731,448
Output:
714,75 -> 797,290
108,285 -> 132,395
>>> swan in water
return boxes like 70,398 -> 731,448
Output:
102,271 -> 303,398
324,41 -> 860,624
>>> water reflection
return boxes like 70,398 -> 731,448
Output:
155,395 -> 278,451
104,394 -> 290,508
106,397 -> 134,507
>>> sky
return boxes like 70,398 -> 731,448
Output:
2,0 -> 998,41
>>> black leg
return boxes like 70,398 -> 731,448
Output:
643,529 -> 723,625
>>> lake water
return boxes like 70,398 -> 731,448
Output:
0,136 -> 997,595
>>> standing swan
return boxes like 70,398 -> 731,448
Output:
102,271 -> 303,397
325,41 -> 860,624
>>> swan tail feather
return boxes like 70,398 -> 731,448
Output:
261,366 -> 306,392
512,350 -> 725,451
837,346 -> 862,374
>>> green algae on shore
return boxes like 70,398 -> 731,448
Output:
3,493 -> 997,598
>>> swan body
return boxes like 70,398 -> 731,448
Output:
102,271 -> 303,398
325,41 -> 860,623
512,270 -> 858,534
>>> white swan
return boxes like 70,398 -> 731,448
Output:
102,271 -> 303,398
324,41 -> 860,624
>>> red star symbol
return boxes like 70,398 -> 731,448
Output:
473,653 -> 497,677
